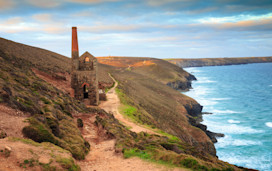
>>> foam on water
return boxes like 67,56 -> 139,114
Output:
185,68 -> 203,73
210,109 -> 244,114
218,153 -> 271,171
196,77 -> 217,83
216,135 -> 262,148
210,98 -> 231,101
265,122 -> 272,128
227,119 -> 240,124
202,121 -> 263,134
183,63 -> 272,171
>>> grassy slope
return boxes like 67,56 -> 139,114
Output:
166,57 -> 272,68
0,37 -> 244,170
97,56 -> 195,84
0,48 -> 90,159
97,57 -> 218,156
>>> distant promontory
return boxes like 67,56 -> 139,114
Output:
166,56 -> 272,68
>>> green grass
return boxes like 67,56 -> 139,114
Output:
155,130 -> 180,142
116,87 -> 153,126
105,82 -> 115,93
8,137 -> 42,147
124,148 -> 151,159
56,157 -> 80,171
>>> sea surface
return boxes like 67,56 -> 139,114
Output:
183,63 -> 272,171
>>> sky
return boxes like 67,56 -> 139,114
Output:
0,0 -> 272,58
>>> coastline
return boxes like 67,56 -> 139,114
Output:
181,63 -> 272,170
167,71 -> 225,144
166,56 -> 272,68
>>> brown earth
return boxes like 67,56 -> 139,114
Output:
0,104 -> 30,138
0,37 -> 245,170
74,114 -> 186,171
99,74 -> 156,134
0,138 -> 76,171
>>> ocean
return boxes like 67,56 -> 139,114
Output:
183,63 -> 272,171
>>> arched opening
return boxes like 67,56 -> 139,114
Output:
84,57 -> 90,63
83,85 -> 88,98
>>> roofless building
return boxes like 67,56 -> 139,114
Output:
71,27 -> 99,106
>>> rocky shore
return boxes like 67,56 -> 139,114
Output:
168,72 -> 224,145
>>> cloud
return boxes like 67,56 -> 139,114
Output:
26,0 -> 61,8
32,13 -> 53,22
81,24 -> 141,33
191,16 -> 272,31
0,0 -> 15,10
2,17 -> 23,25
0,18 -> 38,33
146,0 -> 186,6
0,14 -> 66,34
67,0 -> 120,3
217,18 -> 272,30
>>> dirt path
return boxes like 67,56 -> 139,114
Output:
77,75 -> 185,171
76,114 -> 184,171
99,75 -> 156,134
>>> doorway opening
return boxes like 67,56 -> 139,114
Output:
83,85 -> 88,98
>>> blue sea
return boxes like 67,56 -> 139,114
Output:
183,63 -> 272,171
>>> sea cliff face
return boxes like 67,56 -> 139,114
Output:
0,37 -> 245,170
166,74 -> 196,91
167,57 -> 272,68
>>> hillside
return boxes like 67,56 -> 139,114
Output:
166,57 -> 272,68
98,56 -> 196,91
0,37 -> 246,170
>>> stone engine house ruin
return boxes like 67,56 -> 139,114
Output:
71,27 -> 99,105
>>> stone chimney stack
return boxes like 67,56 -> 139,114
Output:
72,27 -> 79,59
72,27 -> 79,70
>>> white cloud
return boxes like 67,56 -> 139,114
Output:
26,0 -> 61,8
32,13 -> 53,22
67,0 -> 120,3
0,0 -> 15,10
196,13 -> 272,24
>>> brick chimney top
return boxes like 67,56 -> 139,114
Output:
72,27 -> 79,56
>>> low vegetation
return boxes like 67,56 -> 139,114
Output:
0,49 -> 90,159
95,109 -> 236,170
0,137 -> 80,170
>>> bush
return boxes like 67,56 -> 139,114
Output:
56,157 -> 80,171
77,118 -> 83,128
22,125 -> 56,144
180,158 -> 208,171
0,130 -> 7,139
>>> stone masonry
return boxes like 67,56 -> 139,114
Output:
71,27 -> 99,105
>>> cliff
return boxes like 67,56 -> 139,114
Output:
166,57 -> 272,68
0,37 -> 245,170
98,56 -> 217,155
98,56 -> 196,91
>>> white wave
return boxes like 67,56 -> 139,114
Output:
184,68 -> 202,73
216,135 -> 262,148
202,120 -> 263,134
210,98 -> 231,101
197,77 -> 216,83
197,80 -> 217,83
265,122 -> 272,128
217,152 -> 269,171
227,119 -> 241,124
269,85 -> 272,87
197,99 -> 218,106
210,109 -> 244,114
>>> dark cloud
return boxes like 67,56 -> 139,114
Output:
0,0 -> 271,58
